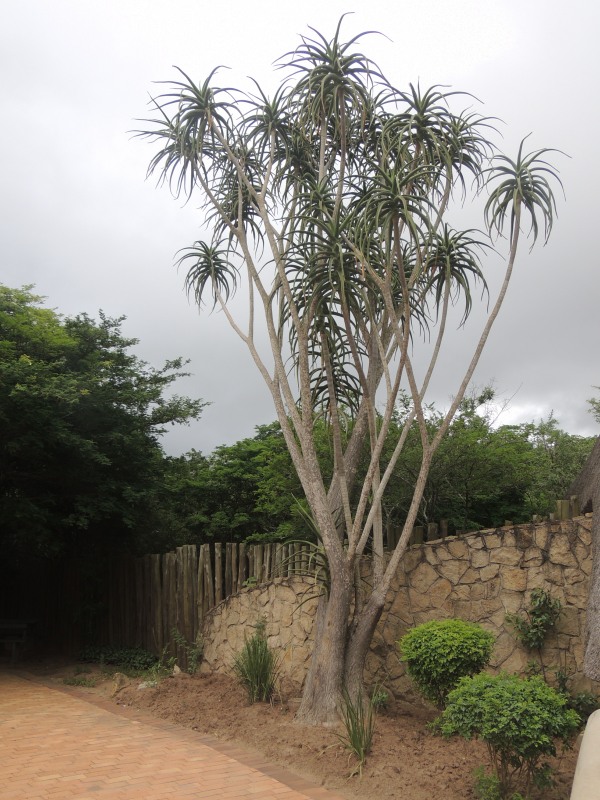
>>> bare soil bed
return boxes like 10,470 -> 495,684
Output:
26,660 -> 579,800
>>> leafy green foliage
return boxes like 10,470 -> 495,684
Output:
369,684 -> 389,710
399,619 -> 495,708
157,399 -> 594,550
507,589 -> 562,652
78,645 -> 158,671
233,620 -> 280,703
555,668 -> 600,726
588,387 -> 600,424
440,673 -> 580,799
336,688 -> 375,776
382,394 -> 595,534
157,420 -> 335,544
171,628 -> 204,674
520,416 -> 596,516
472,767 -> 525,800
0,285 -> 204,562
565,690 -> 600,723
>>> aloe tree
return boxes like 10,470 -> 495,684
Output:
140,19 -> 562,725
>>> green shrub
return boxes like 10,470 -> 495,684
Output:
472,767 -> 525,800
556,667 -> 600,726
78,645 -> 158,671
567,690 -> 600,723
440,673 -> 580,799
171,628 -> 204,675
399,619 -> 495,708
233,620 -> 280,703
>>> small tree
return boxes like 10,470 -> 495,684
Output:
141,18 -> 562,724
440,673 -> 580,799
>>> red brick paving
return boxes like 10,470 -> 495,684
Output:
0,671 -> 346,799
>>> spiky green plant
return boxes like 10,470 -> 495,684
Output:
139,15 -> 564,725
233,620 -> 280,703
336,688 -> 375,776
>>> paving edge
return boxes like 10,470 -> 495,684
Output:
12,670 -> 347,800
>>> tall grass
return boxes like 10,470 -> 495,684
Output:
233,620 -> 280,703
337,688 -> 375,776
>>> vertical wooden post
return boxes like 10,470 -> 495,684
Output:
150,554 -> 163,654
254,545 -> 263,583
164,551 -> 178,659
197,545 -> 206,629
134,558 -> 144,649
274,543 -> 283,578
188,545 -> 198,646
570,495 -> 580,518
238,542 -> 247,588
225,543 -> 233,596
231,543 -> 238,594
203,544 -> 215,610
214,543 -> 223,604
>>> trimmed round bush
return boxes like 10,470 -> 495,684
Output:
399,618 -> 494,707
440,673 -> 580,798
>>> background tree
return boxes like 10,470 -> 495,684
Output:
0,285 -> 205,563
523,414 -> 596,517
588,387 -> 600,424
381,394 -> 595,533
141,19 -> 563,724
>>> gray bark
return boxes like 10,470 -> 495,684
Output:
295,562 -> 353,726
567,437 -> 600,680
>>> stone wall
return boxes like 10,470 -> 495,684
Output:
201,577 -> 320,694
201,516 -> 598,697
368,515 -> 597,697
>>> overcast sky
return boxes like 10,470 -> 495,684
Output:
2,0 -> 599,455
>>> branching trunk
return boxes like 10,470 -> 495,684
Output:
144,29 -> 563,727
343,589 -> 386,698
296,561 -> 353,725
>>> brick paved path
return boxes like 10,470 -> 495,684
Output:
0,671 -> 346,800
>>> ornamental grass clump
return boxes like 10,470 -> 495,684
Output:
399,619 -> 495,708
336,688 -> 375,777
440,673 -> 580,799
233,620 -> 280,703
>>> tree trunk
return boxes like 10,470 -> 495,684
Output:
295,564 -> 353,726
343,589 -> 386,699
567,437 -> 600,680
584,506 -> 600,680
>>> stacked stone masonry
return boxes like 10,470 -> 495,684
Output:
201,516 -> 598,698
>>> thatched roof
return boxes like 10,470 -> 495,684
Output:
568,436 -> 600,512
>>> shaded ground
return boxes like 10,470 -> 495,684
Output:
23,660 -> 579,800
